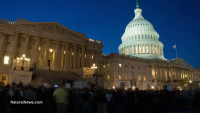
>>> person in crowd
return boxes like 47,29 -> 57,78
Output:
53,84 -> 68,113
81,88 -> 91,113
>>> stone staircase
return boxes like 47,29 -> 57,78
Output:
31,69 -> 82,87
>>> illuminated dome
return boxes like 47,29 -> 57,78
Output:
118,1 -> 165,60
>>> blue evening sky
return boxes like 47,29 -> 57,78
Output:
0,0 -> 199,68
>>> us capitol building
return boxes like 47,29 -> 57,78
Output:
0,1 -> 199,90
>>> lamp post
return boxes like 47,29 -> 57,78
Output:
17,54 -> 30,70
91,64 -> 98,89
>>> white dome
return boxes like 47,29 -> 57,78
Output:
125,18 -> 155,32
118,4 -> 165,60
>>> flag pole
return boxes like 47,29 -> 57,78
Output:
176,43 -> 178,58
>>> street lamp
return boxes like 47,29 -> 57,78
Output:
91,64 -> 98,88
151,86 -> 155,90
18,54 -> 30,70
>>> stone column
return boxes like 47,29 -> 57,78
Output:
77,48 -> 80,69
43,40 -> 49,70
63,43 -> 68,71
81,47 -> 85,68
31,37 -> 40,69
54,42 -> 60,71
0,34 -> 5,65
73,45 -> 77,70
145,44 -> 147,54
23,35 -> 29,56
95,53 -> 99,66
69,48 -> 72,71
60,45 -> 64,71
149,45 -> 151,54
10,34 -> 18,66
129,46 -> 131,55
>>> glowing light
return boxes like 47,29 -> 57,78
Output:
189,80 -> 192,83
132,86 -> 135,90
91,64 -> 97,69
151,86 -> 155,89
112,86 -> 115,89
38,46 -> 41,51
119,64 -> 122,67
49,49 -> 53,53
22,54 -> 25,58
64,51 -> 66,54
4,56 -> 9,64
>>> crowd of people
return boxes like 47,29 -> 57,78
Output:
0,82 -> 200,113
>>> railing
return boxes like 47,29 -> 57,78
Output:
0,18 -> 15,25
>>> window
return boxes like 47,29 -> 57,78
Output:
92,55 -> 93,59
85,54 -> 87,58
4,56 -> 9,64
103,65 -> 105,68
125,65 -> 127,68
147,45 -> 149,54
139,46 -> 141,54
142,45 -> 145,54
144,76 -> 146,81
139,76 -> 141,81
119,75 -> 122,80
107,75 -> 110,80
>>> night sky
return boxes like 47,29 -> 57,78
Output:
0,0 -> 200,68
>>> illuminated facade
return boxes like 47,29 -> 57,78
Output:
0,1 -> 199,89
102,1 -> 200,90
0,18 -> 103,85
118,1 -> 165,60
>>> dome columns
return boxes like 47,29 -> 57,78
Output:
120,44 -> 164,57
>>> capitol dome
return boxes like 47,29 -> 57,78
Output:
118,1 -> 165,60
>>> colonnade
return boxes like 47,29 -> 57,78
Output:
152,66 -> 193,82
120,44 -> 163,56
0,33 -> 100,72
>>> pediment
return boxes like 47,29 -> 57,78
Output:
19,21 -> 79,36
170,58 -> 192,68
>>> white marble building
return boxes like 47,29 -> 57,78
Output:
102,1 -> 200,90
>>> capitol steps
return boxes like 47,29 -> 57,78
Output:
31,69 -> 82,87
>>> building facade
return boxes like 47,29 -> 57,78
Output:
103,2 -> 200,90
0,1 -> 199,89
0,18 -> 103,85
